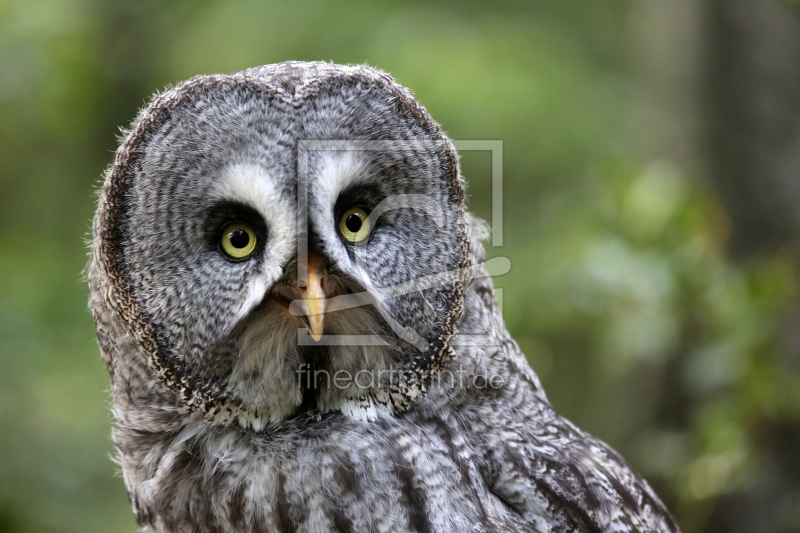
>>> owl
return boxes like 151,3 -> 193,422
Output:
88,62 -> 681,533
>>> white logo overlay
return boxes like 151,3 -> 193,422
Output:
293,140 -> 507,390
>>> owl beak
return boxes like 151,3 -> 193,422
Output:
288,252 -> 327,342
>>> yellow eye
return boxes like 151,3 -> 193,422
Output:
339,207 -> 371,244
220,223 -> 257,260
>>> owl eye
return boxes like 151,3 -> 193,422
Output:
220,223 -> 257,260
339,207 -> 371,244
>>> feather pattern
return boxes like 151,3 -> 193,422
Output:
88,61 -> 681,533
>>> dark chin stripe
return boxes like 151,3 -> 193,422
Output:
97,63 -> 470,424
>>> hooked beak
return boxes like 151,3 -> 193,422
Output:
288,252 -> 327,341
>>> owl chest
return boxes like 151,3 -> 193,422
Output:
128,422 -> 530,533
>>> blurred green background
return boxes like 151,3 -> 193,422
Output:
2,0 -> 800,532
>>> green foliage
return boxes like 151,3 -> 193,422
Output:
0,1 -> 797,532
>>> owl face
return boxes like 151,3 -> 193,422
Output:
95,63 -> 470,428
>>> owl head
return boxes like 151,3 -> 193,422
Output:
89,62 -> 475,430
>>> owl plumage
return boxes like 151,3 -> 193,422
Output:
88,61 -> 680,533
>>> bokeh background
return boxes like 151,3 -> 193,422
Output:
2,0 -> 800,531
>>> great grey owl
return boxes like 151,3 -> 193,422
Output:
88,61 -> 680,533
